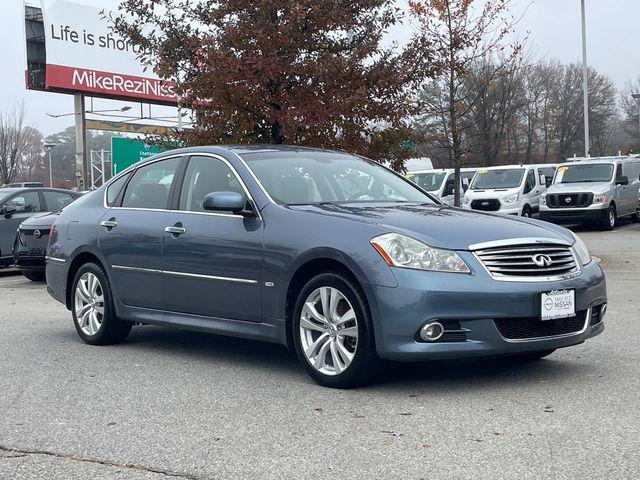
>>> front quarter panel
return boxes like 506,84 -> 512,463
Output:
261,204 -> 397,325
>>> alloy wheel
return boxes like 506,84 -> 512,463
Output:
299,287 -> 358,376
609,208 -> 615,228
74,272 -> 104,336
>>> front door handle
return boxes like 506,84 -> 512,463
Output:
164,225 -> 187,235
100,218 -> 117,229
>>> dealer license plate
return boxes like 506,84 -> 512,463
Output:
541,290 -> 575,321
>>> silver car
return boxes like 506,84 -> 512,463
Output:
540,156 -> 640,230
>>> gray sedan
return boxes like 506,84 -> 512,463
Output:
45,146 -> 606,388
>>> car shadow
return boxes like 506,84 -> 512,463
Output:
86,325 -> 595,391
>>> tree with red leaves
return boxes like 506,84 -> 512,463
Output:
112,0 -> 424,168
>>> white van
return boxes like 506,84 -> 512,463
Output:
541,156 -> 640,230
407,168 -> 478,205
462,165 -> 549,217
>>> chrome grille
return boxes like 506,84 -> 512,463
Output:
473,243 -> 579,280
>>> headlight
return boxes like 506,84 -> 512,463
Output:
502,193 -> 520,204
571,231 -> 591,265
462,197 -> 470,205
593,194 -> 608,204
371,233 -> 470,273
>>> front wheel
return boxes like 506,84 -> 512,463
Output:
521,205 -> 531,217
601,205 -> 616,231
292,272 -> 378,388
71,263 -> 131,345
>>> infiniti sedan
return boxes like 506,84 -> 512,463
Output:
46,146 -> 606,388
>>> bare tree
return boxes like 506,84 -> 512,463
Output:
0,105 -> 31,185
409,0 -> 522,205
18,127 -> 45,182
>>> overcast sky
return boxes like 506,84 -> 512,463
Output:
2,0 -> 639,137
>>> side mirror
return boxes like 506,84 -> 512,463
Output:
0,205 -> 17,218
203,191 -> 247,214
616,175 -> 629,186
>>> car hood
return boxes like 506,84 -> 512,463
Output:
547,182 -> 611,194
288,203 -> 573,250
19,211 -> 58,228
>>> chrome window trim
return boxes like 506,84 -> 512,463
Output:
103,154 -> 185,209
111,265 -> 257,285
495,308 -> 591,343
104,152 -> 262,221
229,150 -> 277,204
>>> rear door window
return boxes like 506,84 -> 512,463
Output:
121,157 -> 181,209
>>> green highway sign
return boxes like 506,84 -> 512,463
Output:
111,137 -> 168,175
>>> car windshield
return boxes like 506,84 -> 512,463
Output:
242,151 -> 436,205
470,169 -> 525,189
554,164 -> 614,183
408,172 -> 446,191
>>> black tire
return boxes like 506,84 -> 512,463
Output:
521,205 -> 531,217
22,270 -> 46,282
601,205 -> 616,231
71,262 -> 131,345
292,272 -> 379,388
503,349 -> 556,362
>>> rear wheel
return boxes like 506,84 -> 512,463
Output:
601,205 -> 616,230
71,263 -> 131,345
292,272 -> 378,388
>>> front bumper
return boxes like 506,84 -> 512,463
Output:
369,256 -> 606,361
539,204 -> 608,224
14,250 -> 46,272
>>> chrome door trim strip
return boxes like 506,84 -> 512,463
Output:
112,265 -> 163,274
163,270 -> 258,284
111,264 -> 257,285
495,308 -> 592,343
45,256 -> 66,263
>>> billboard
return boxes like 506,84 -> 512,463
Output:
111,137 -> 168,175
26,0 -> 178,105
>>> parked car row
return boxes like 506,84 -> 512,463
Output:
406,155 -> 640,230
0,187 -> 81,278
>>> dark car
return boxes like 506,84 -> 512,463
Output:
46,146 -> 606,388
0,188 -> 81,268
14,212 -> 60,281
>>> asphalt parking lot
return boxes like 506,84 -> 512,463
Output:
0,221 -> 638,480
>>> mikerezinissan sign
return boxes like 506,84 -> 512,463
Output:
37,0 -> 177,104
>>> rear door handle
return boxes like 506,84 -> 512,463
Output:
164,226 -> 187,235
100,219 -> 117,229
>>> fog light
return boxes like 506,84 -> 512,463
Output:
420,321 -> 444,342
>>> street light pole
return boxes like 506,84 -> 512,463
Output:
44,142 -> 57,188
633,94 -> 640,146
581,0 -> 590,158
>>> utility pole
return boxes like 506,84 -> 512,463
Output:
633,94 -> 640,146
580,0 -> 590,157
74,93 -> 88,190
44,142 -> 57,187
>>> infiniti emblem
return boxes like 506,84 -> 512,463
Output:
33,230 -> 42,239
531,253 -> 553,267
